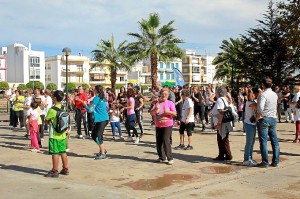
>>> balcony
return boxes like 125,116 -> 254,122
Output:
62,69 -> 84,75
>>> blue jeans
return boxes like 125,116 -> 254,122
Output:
258,117 -> 280,165
110,121 -> 123,137
244,123 -> 257,161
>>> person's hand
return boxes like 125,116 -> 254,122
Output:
185,118 -> 189,124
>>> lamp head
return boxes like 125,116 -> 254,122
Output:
62,47 -> 71,56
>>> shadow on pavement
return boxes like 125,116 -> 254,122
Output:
0,164 -> 47,176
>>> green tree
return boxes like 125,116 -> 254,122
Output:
17,84 -> 27,91
46,83 -> 57,91
0,81 -> 9,90
82,83 -> 90,90
115,84 -> 124,90
26,81 -> 44,90
278,0 -> 300,83
91,35 -> 133,94
242,1 -> 290,86
65,82 -> 76,92
128,13 -> 184,89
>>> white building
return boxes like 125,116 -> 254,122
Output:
0,47 -> 7,81
45,54 -> 90,91
6,43 -> 45,86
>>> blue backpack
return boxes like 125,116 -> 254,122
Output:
51,105 -> 70,134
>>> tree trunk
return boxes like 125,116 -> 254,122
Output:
111,68 -> 117,95
151,52 -> 158,89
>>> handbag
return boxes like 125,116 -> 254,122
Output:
220,98 -> 235,123
249,115 -> 256,123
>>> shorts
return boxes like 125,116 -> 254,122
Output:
194,105 -> 205,121
179,122 -> 194,136
49,138 -> 67,154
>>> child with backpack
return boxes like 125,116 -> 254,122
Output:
44,90 -> 70,178
28,102 -> 40,152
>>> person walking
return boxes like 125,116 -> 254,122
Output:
150,88 -> 177,165
257,77 -> 280,167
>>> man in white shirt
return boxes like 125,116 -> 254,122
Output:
23,88 -> 33,137
257,77 -> 280,167
174,89 -> 194,150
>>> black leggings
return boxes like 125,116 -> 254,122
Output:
135,110 -> 144,135
92,121 -> 108,145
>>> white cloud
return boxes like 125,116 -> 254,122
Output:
0,0 -> 278,55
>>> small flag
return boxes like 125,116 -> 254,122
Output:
173,68 -> 185,87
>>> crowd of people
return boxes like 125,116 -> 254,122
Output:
4,77 -> 300,177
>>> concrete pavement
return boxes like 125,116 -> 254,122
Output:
0,113 -> 300,199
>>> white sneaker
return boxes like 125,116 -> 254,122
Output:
126,136 -> 133,141
66,148 -> 70,152
157,158 -> 168,163
31,149 -> 40,152
167,159 -> 174,165
134,137 -> 140,144
75,134 -> 83,139
242,132 -> 246,136
243,160 -> 257,166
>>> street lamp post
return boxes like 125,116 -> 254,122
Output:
62,47 -> 71,111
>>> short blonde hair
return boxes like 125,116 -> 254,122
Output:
294,85 -> 300,92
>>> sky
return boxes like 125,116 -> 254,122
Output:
0,0 -> 282,57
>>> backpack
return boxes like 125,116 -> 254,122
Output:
220,98 -> 235,123
50,105 -> 70,134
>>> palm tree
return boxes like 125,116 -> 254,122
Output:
128,13 -> 184,89
213,38 -> 247,87
91,35 -> 132,94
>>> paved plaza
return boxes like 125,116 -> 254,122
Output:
0,112 -> 299,199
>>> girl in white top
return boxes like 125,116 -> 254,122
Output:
28,102 -> 40,152
109,103 -> 123,140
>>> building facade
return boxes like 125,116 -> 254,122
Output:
0,47 -> 7,81
45,54 -> 90,91
182,50 -> 217,86
6,43 -> 45,86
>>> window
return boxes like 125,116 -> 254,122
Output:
160,74 -> 164,80
175,63 -> 179,68
160,62 -> 164,68
171,63 -> 174,69
193,67 -> 200,73
77,65 -> 83,71
91,74 -> 105,81
171,74 -> 174,79
47,64 -> 51,70
30,68 -> 40,79
120,76 -> 125,82
30,57 -> 40,67
166,74 -> 170,80
48,75 -> 51,81
166,63 -> 171,69
76,75 -> 83,82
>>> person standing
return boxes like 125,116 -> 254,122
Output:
12,90 -> 25,129
211,86 -> 233,161
174,89 -> 195,150
44,90 -> 69,177
23,89 -> 33,138
174,86 -> 183,124
150,88 -> 177,165
72,86 -> 88,139
134,85 -> 145,139
191,86 -> 206,131
86,85 -> 109,159
257,77 -> 280,167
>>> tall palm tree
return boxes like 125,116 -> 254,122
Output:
91,35 -> 132,94
128,13 -> 184,89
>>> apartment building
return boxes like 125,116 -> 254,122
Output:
0,47 -> 7,81
89,60 -> 127,88
6,43 -> 45,86
182,50 -> 217,86
45,54 -> 90,91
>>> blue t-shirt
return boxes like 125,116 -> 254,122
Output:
87,96 -> 109,123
